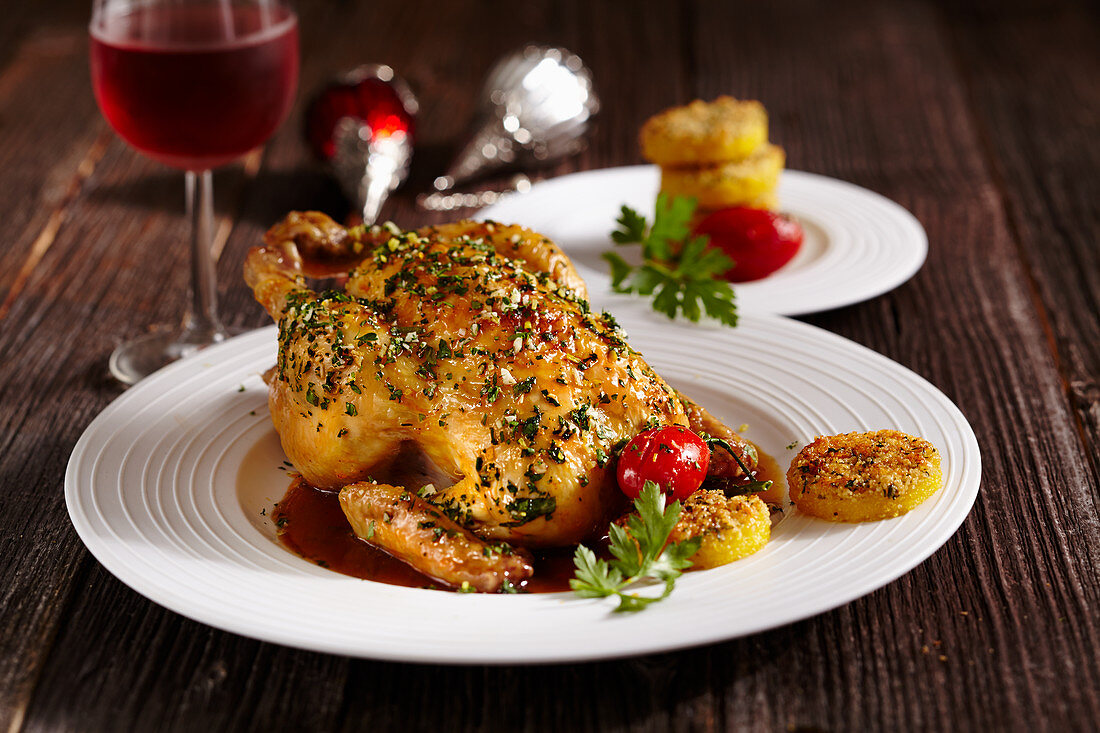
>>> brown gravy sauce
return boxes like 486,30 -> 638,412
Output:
268,446 -> 785,594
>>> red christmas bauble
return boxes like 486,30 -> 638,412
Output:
305,66 -> 416,162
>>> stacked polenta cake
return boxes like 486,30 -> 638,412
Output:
640,96 -> 784,213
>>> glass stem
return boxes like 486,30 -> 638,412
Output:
183,169 -> 227,343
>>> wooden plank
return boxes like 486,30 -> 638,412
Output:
3,0 -> 1097,731
0,27 -> 108,318
0,17 -> 122,730
940,0 -> 1100,480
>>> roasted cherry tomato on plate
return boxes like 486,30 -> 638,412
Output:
694,206 -> 804,282
617,426 -> 710,501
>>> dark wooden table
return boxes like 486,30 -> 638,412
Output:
2,0 -> 1097,730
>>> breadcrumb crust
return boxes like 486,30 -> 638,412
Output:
641,96 -> 769,166
669,489 -> 771,568
787,430 -> 943,522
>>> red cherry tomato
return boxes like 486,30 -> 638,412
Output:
616,426 -> 710,501
694,207 -> 804,282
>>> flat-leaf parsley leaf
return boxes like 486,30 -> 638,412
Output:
602,194 -> 738,327
570,481 -> 701,612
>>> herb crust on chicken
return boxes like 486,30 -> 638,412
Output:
245,212 -> 755,591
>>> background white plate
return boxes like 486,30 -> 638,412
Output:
66,301 -> 979,664
477,166 -> 928,316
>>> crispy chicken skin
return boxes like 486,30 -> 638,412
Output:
245,212 -> 755,589
339,482 -> 534,592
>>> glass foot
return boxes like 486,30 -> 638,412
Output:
109,328 -> 235,386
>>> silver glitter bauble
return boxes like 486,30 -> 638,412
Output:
434,46 -> 598,192
331,114 -> 412,225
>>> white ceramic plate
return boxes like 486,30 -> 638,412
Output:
477,165 -> 928,316
66,300 -> 979,664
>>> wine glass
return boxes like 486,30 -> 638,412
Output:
89,0 -> 299,384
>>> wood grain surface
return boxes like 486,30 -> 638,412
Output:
0,0 -> 1097,731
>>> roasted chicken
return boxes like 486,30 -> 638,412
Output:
245,212 -> 756,591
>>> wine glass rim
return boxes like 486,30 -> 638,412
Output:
90,0 -> 298,46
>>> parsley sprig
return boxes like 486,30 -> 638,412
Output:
701,436 -> 774,496
570,481 -> 701,612
603,194 -> 738,327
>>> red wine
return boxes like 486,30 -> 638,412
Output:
90,5 -> 298,170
